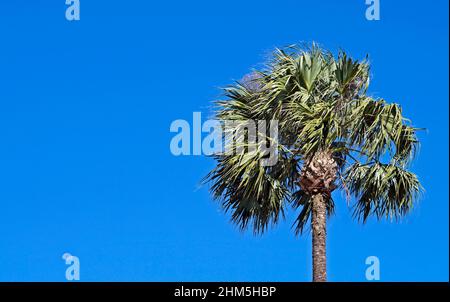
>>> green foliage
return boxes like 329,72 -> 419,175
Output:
344,163 -> 421,222
204,44 -> 422,235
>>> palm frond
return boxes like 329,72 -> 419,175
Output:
344,163 -> 421,222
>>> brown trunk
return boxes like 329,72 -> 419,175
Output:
298,151 -> 337,282
311,193 -> 327,282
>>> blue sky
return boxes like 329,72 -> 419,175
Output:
0,0 -> 448,281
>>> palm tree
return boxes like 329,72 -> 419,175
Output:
204,44 -> 422,282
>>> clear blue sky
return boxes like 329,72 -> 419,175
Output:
0,0 -> 448,281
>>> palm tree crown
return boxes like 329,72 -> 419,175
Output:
204,44 -> 422,281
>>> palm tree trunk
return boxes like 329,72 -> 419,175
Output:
311,193 -> 327,282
